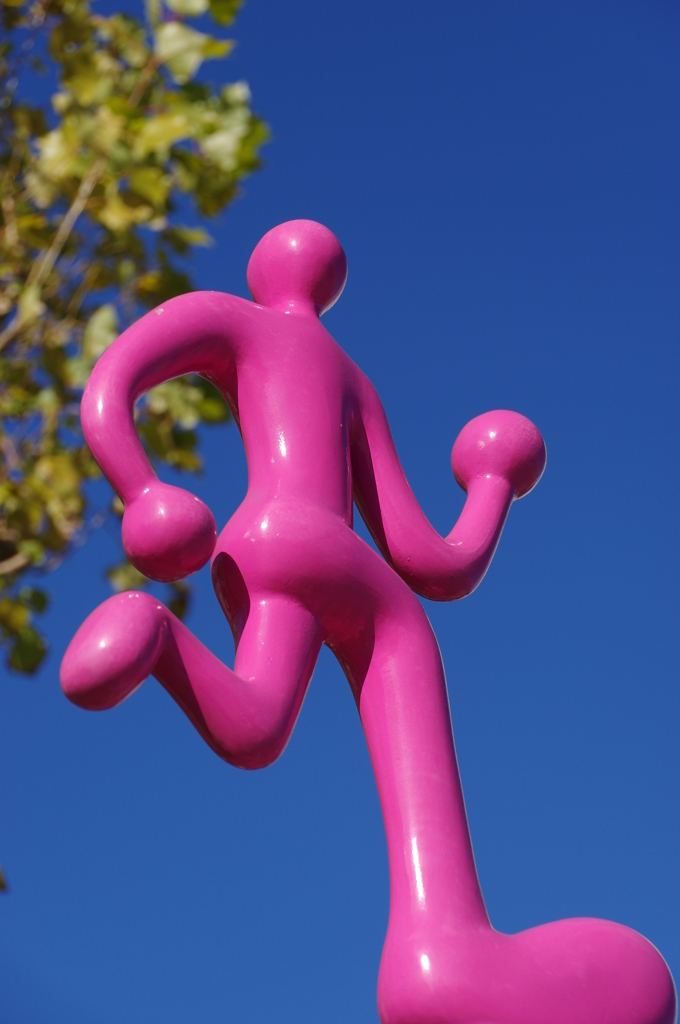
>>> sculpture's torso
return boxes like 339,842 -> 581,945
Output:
226,301 -> 358,524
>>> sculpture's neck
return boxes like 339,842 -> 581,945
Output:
358,620 -> 489,933
264,297 -> 318,317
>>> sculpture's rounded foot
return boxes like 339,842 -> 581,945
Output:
378,917 -> 676,1024
60,591 -> 167,710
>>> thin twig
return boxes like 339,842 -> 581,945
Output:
128,56 -> 159,109
0,552 -> 30,575
1,194 -> 19,249
0,156 -> 105,354
66,262 -> 98,317
0,153 -> 21,250
0,435 -> 20,472
26,155 -> 105,291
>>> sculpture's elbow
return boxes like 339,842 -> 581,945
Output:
80,356 -> 124,444
400,565 -> 480,603
80,376 -> 102,444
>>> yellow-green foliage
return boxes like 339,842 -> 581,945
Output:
0,0 -> 267,672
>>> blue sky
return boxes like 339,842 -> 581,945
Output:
1,2 -> 679,1021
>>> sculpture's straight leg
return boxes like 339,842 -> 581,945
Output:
322,534 -> 674,1024
357,592 -> 489,931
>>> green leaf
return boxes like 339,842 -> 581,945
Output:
17,540 -> 46,566
132,111 -> 192,158
135,257 -> 192,306
128,166 -> 172,207
154,22 -> 209,83
145,0 -> 160,27
165,0 -> 209,15
193,376 -> 231,423
0,598 -> 29,633
97,186 -> 153,233
145,378 -> 204,428
19,587 -> 49,613
208,0 -> 242,25
202,38 -> 232,59
35,126 -> 77,181
153,22 -> 232,85
167,580 -> 190,619
83,304 -> 119,359
16,285 -> 46,329
91,106 -> 126,154
198,395 -> 230,422
9,626 -> 47,674
106,559 -> 149,592
64,357 -> 92,388
62,51 -> 120,106
162,225 -> 214,254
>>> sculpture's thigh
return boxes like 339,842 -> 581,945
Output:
230,591 -> 324,763
156,589 -> 323,770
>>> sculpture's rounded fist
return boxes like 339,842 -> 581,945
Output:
122,481 -> 217,582
451,410 -> 546,499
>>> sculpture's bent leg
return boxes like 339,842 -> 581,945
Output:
61,589 -> 322,770
154,590 -> 322,769
329,563 -> 676,1024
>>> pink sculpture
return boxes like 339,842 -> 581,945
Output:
61,220 -> 676,1024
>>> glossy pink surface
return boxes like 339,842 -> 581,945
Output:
61,221 -> 676,1024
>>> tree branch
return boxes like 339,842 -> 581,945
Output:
0,552 -> 30,576
26,155 -> 104,291
0,156 -> 104,354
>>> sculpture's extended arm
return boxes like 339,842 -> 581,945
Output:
351,377 -> 546,602
81,290 -> 250,582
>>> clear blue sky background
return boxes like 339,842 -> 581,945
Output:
1,2 -> 679,1021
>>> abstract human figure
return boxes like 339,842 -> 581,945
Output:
61,221 -> 676,1024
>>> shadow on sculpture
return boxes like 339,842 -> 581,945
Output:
61,220 -> 676,1024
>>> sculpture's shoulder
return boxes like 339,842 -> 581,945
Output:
138,291 -> 275,365
337,348 -> 377,409
155,289 -> 256,329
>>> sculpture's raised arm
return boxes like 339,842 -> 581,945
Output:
351,375 -> 546,602
81,290 -> 250,582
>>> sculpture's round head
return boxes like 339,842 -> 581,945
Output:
247,220 -> 348,316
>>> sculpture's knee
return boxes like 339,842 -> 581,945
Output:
230,738 -> 287,771
216,721 -> 290,771
206,704 -> 293,771
61,591 -> 167,710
